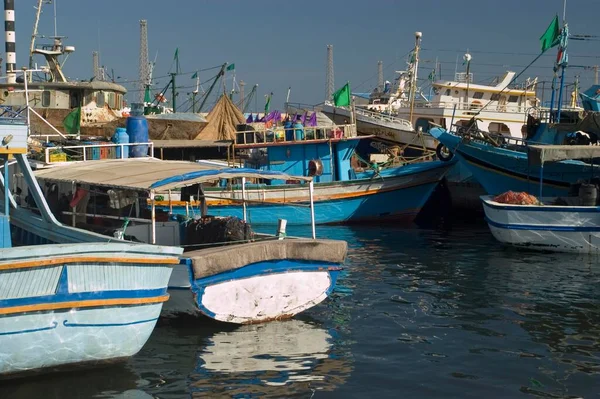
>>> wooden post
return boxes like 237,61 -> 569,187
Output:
150,190 -> 156,244
241,177 -> 247,221
309,180 -> 316,239
277,219 -> 287,240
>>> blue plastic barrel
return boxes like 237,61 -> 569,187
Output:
284,120 -> 294,141
126,116 -> 149,158
112,127 -> 129,159
293,122 -> 304,141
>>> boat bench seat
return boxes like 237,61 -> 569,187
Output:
186,239 -> 348,280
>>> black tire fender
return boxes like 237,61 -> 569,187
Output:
436,143 -> 454,162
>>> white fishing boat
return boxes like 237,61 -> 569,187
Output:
482,144 -> 600,253
0,242 -> 180,376
0,96 -> 181,377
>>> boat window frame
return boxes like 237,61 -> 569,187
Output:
41,90 -> 51,107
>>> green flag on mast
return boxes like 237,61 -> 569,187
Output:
540,15 -> 560,53
226,63 -> 235,71
191,71 -> 198,79
63,106 -> 81,134
332,83 -> 351,107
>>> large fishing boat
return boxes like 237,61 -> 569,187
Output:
0,0 -> 127,137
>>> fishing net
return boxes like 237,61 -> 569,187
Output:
185,216 -> 254,246
493,191 -> 541,205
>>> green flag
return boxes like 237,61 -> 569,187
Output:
173,48 -> 179,60
332,83 -> 350,107
428,70 -> 436,82
540,15 -> 560,53
191,71 -> 198,79
264,93 -> 272,113
226,63 -> 235,71
63,106 -> 81,134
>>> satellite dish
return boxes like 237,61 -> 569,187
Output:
64,46 -> 75,53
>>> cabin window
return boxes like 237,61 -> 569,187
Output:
97,91 -> 105,107
489,122 -> 511,135
41,90 -> 51,107
508,95 -> 519,103
472,92 -> 484,99
445,89 -> 451,96
106,92 -> 115,109
490,93 -> 500,101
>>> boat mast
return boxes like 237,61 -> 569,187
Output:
408,31 -> 422,123
29,0 -> 44,75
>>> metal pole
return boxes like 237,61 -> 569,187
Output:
539,163 -> 544,199
170,73 -> 177,113
150,190 -> 156,244
4,156 -> 9,217
556,66 -> 566,123
23,70 -> 31,137
309,180 -> 316,239
241,177 -> 247,221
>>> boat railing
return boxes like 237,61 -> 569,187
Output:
43,141 -> 154,164
234,124 -> 356,146
31,133 -> 81,143
450,123 -> 527,148
410,101 -> 531,114
353,107 -> 414,128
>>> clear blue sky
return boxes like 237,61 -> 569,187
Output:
11,0 -> 600,111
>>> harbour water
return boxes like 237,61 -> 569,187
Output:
1,223 -> 599,398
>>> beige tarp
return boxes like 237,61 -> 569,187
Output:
528,144 -> 600,165
194,95 -> 245,140
33,158 -> 311,191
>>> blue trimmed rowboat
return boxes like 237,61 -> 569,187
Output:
8,156 -> 346,325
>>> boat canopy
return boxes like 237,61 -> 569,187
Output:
528,145 -> 600,165
33,158 -> 311,191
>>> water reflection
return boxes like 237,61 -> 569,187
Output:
189,319 -> 352,397
0,363 -> 141,399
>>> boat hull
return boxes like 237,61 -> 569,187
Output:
158,161 -> 453,225
0,243 -> 178,376
192,260 -> 340,324
482,195 -> 600,253
430,128 -> 596,196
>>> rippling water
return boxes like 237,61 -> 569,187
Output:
2,224 -> 599,398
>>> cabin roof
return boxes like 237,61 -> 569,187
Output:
33,158 -> 311,191
528,144 -> 600,164
0,81 -> 127,94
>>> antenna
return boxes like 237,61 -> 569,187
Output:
139,20 -> 150,104
325,45 -> 334,101
377,61 -> 384,91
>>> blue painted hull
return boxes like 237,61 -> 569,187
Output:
159,161 -> 454,225
430,128 -> 599,196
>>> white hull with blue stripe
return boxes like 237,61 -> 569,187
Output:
482,195 -> 600,253
0,243 -> 180,376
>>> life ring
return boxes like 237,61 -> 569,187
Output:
436,143 -> 454,162
308,159 -> 323,176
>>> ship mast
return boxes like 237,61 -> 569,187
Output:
29,0 -> 44,75
408,31 -> 422,123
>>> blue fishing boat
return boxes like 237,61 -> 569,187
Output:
429,124 -> 599,196
0,110 -> 181,376
153,123 -> 455,225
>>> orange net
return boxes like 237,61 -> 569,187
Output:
493,191 -> 541,205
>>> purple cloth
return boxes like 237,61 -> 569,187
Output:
254,114 -> 260,122
308,111 -> 317,127
301,111 -> 308,125
246,113 -> 253,123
